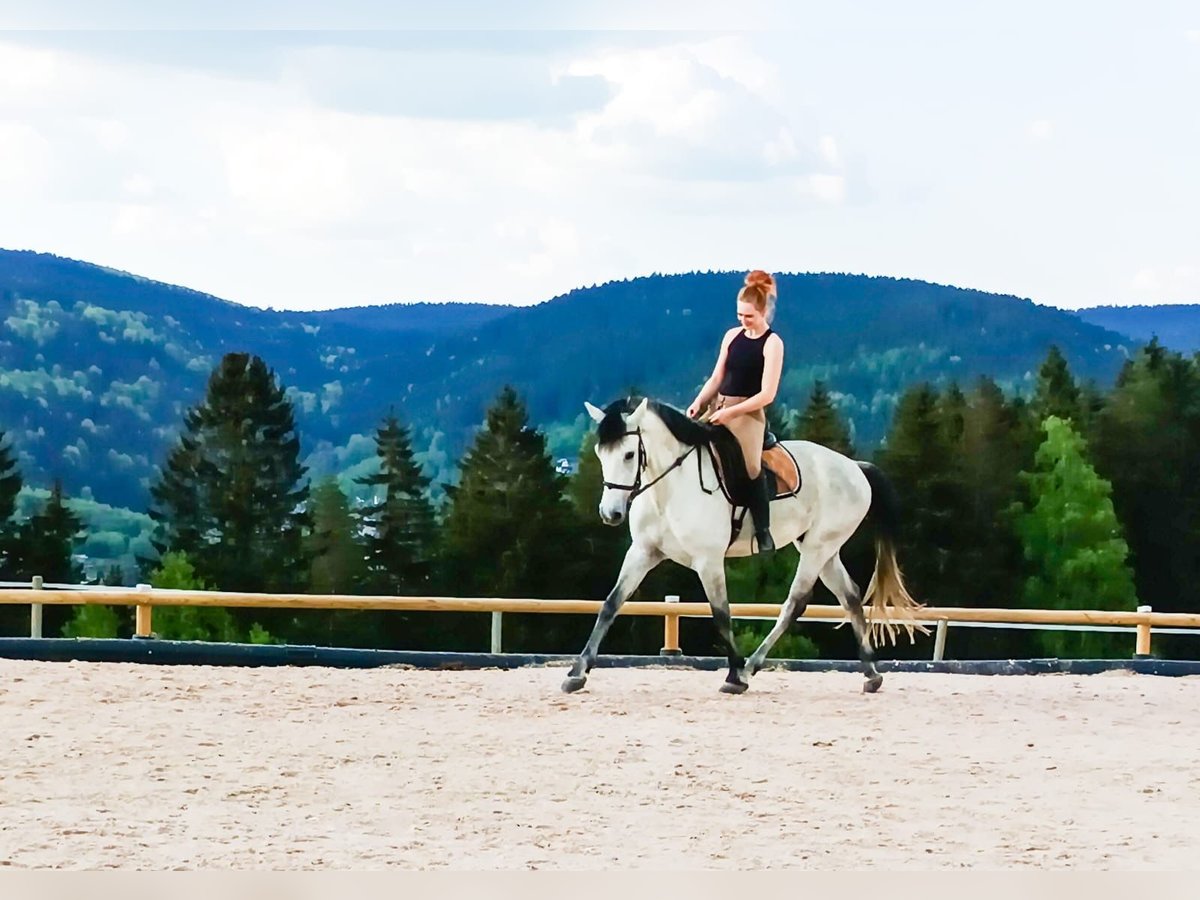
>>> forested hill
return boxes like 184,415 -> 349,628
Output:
1,248 -> 1136,511
1075,304 -> 1200,354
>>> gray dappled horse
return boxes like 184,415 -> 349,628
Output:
562,398 -> 924,695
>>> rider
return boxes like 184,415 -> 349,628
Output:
686,270 -> 784,553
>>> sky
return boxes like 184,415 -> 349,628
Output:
1,2 -> 1197,312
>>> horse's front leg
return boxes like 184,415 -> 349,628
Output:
694,559 -> 748,694
562,544 -> 662,694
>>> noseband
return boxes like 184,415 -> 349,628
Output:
602,430 -> 698,502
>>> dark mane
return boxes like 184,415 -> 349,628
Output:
648,400 -> 718,447
597,398 -> 719,448
594,397 -> 752,503
597,398 -> 637,446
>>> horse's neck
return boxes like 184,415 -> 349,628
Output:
641,414 -> 688,477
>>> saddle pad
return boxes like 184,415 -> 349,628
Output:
762,445 -> 800,497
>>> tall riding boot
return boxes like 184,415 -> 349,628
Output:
750,472 -> 775,553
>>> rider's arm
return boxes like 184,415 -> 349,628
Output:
687,328 -> 740,416
719,334 -> 783,417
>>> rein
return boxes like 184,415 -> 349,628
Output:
603,429 -> 734,504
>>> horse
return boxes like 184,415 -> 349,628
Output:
562,397 -> 924,695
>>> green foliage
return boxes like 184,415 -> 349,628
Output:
146,550 -> 238,641
306,478 -> 367,595
734,622 -> 819,660
1032,345 -> 1084,425
1015,416 -> 1138,658
0,431 -> 22,580
354,414 -> 436,595
1091,341 -> 1200,653
12,480 -> 84,583
875,384 -> 969,606
795,380 -> 855,455
62,603 -> 123,639
439,386 -> 587,650
148,352 -> 310,598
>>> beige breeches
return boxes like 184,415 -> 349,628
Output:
710,394 -> 765,479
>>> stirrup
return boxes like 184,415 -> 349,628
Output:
755,530 -> 776,553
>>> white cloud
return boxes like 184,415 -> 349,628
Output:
1130,265 -> 1200,302
0,121 -> 52,192
1028,119 -> 1053,141
1187,29 -> 1200,44
818,135 -> 841,168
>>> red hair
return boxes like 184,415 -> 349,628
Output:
738,270 -> 777,322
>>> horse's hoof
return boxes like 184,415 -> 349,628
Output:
561,675 -> 588,694
719,680 -> 749,695
863,674 -> 883,694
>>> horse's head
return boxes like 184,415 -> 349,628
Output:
585,397 -> 651,526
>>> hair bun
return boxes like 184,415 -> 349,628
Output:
744,270 -> 776,293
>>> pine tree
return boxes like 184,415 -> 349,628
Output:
1016,416 -> 1138,658
354,414 -> 436,595
148,353 -> 310,598
440,386 -> 584,650
795,381 -> 855,456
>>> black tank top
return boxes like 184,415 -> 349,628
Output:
719,328 -> 773,397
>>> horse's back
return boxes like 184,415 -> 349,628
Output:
779,440 -> 873,523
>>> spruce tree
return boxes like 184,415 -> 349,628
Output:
19,480 -> 84,583
795,381 -> 855,456
440,386 -> 584,649
0,431 -> 23,581
1016,416 -> 1138,658
1092,341 -> 1200,646
307,478 -> 367,595
875,384 -> 970,616
1032,345 -> 1082,423
148,352 -> 310,598
354,414 -> 436,595
945,377 -> 1038,656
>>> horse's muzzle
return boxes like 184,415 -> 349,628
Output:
599,508 -> 625,527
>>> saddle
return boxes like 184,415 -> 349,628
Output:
700,427 -> 802,547
703,428 -> 801,505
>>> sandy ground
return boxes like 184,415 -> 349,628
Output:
1,658 -> 1198,870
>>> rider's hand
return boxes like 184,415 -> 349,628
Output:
686,401 -> 701,418
708,408 -> 727,426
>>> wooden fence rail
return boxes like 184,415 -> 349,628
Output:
3,584 -> 1200,660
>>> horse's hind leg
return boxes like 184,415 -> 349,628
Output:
562,545 -> 662,694
743,542 -> 824,681
820,553 -> 883,693
693,560 -> 748,695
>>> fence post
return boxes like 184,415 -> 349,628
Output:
933,619 -> 948,661
30,575 -> 43,638
134,583 -> 154,638
491,611 -> 503,654
660,595 -> 682,657
1135,605 -> 1153,658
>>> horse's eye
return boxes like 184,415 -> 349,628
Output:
624,451 -> 635,461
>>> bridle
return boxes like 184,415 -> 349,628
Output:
602,429 -> 700,502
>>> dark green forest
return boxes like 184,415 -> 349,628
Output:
2,341 -> 1199,661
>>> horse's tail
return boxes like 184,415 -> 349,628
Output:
858,461 -> 928,646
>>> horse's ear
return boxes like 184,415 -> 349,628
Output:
584,401 -> 605,424
626,397 -> 650,427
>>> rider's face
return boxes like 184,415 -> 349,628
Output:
737,300 -> 766,332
